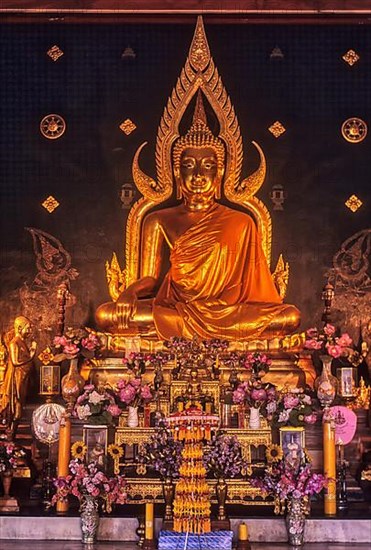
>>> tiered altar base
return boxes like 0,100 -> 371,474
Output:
0,515 -> 370,544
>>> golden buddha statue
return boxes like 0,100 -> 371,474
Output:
95,17 -> 300,343
0,316 -> 37,435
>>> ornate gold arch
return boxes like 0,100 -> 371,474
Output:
107,16 -> 287,299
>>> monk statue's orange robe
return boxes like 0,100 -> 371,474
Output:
153,203 -> 291,340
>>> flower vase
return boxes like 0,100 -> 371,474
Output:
249,407 -> 261,429
315,355 -> 337,408
163,477 -> 175,522
80,495 -> 100,544
61,357 -> 85,409
127,406 -> 139,428
286,497 -> 305,546
216,477 -> 228,521
1,470 -> 13,498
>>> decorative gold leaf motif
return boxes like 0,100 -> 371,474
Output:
341,118 -> 367,143
38,347 -> 55,365
120,119 -> 137,135
47,45 -> 64,62
345,195 -> 363,213
40,114 -> 66,140
342,49 -> 360,66
269,121 -> 286,138
41,195 -> 60,213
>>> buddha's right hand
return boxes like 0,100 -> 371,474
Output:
116,288 -> 138,330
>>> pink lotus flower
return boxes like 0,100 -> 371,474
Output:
326,344 -> 342,358
130,378 -> 142,388
304,339 -> 322,350
336,333 -> 353,348
250,388 -> 268,402
304,413 -> 317,424
63,343 -> 80,356
140,385 -> 152,400
53,335 -> 68,347
323,324 -> 336,336
119,384 -> 136,404
81,337 -> 97,351
306,327 -> 318,338
107,404 -> 121,417
233,387 -> 246,404
284,395 -> 300,409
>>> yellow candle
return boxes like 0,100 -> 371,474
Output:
323,418 -> 336,515
238,522 -> 248,541
145,502 -> 154,540
56,413 -> 71,513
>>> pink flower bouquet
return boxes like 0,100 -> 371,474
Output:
73,384 -> 121,425
252,453 -> 327,510
273,388 -> 318,428
115,377 -> 154,408
51,458 -> 127,513
304,324 -> 354,360
53,327 -> 101,361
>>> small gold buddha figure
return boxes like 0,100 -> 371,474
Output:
96,99 -> 300,341
0,316 -> 37,436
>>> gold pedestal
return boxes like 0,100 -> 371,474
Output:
0,496 -> 19,512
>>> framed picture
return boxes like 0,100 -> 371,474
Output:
83,425 -> 108,469
279,426 -> 306,459
337,366 -> 356,398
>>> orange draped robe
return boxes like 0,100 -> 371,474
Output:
153,203 -> 289,340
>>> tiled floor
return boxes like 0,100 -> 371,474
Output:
0,543 -> 370,549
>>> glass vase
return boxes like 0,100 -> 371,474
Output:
315,355 -> 337,408
80,495 -> 99,544
286,496 -> 305,546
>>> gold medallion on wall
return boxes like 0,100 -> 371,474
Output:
40,114 -> 66,139
341,117 -> 367,143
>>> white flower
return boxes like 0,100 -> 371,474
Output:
88,391 -> 105,405
76,404 -> 91,420
278,410 -> 290,423
267,401 -> 277,414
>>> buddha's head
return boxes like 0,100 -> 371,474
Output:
14,316 -> 31,338
173,93 -> 225,208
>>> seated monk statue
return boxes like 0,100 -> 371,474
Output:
96,111 -> 300,340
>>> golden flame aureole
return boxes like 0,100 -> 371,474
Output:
120,17 -> 276,291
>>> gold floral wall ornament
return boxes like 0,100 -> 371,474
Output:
345,194 -> 363,213
269,121 -> 286,138
341,117 -> 367,143
38,346 -> 55,365
47,45 -> 64,62
119,119 -> 137,135
40,114 -> 66,139
41,195 -> 60,213
342,49 -> 360,66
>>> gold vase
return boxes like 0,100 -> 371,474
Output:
1,470 -> 13,498
61,357 -> 85,410
216,477 -> 228,521
162,477 -> 175,522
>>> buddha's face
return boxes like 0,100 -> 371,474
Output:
178,147 -> 221,209
18,322 -> 31,338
